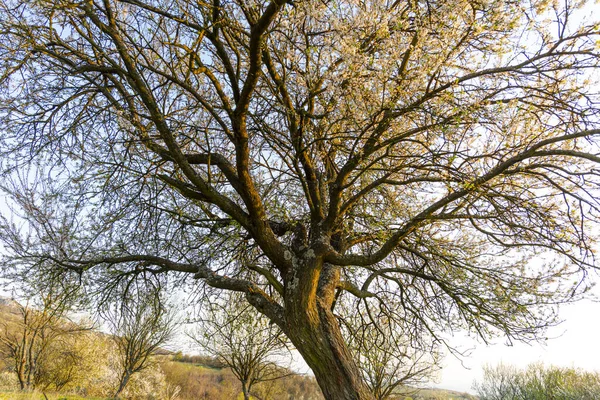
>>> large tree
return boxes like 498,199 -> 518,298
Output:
0,0 -> 599,398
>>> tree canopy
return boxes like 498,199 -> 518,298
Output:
0,0 -> 599,398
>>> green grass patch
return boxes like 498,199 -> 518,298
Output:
168,360 -> 224,372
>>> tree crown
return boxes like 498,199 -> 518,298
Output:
0,0 -> 599,368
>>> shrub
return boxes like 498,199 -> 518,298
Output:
474,363 -> 600,400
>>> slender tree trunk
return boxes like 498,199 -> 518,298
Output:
16,332 -> 27,390
17,371 -> 25,391
114,371 -> 131,399
283,257 -> 375,400
16,355 -> 26,390
242,381 -> 251,400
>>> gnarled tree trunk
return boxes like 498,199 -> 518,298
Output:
281,255 -> 375,400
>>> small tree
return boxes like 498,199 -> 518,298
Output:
105,289 -> 175,399
0,286 -> 87,391
473,364 -> 521,400
340,299 -> 441,400
191,293 -> 290,400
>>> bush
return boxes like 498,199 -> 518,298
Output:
0,371 -> 17,391
474,363 -> 600,400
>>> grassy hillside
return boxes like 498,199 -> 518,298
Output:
1,358 -> 477,400
159,356 -> 324,400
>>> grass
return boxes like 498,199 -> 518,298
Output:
0,392 -> 108,400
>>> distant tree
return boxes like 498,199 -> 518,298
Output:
275,374 -> 324,400
33,327 -> 105,393
474,363 -> 600,400
473,364 -> 521,400
341,302 -> 442,400
105,288 -> 175,399
2,0 -> 600,398
190,293 -> 290,400
0,286 -> 87,391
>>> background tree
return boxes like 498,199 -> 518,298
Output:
1,0 -> 600,399
190,292 -> 291,400
29,324 -> 111,394
340,298 -> 442,400
104,287 -> 175,399
0,286 -> 87,391
472,364 -> 521,400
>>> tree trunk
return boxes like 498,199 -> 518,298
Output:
287,307 -> 374,400
16,355 -> 26,390
114,371 -> 131,399
283,258 -> 375,400
242,382 -> 251,400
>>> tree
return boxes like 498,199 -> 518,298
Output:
340,299 -> 442,400
31,326 -> 105,393
105,289 -> 175,399
190,293 -> 290,400
0,0 -> 599,399
0,287 -> 87,391
474,363 -> 600,400
473,364 -> 521,400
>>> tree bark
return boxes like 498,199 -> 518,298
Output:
283,257 -> 375,400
